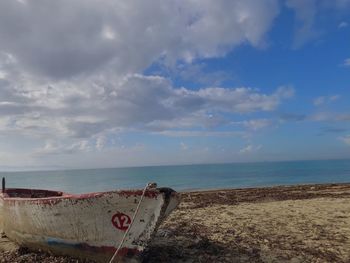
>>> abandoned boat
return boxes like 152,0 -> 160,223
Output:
0,179 -> 179,262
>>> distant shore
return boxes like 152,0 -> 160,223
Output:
1,183 -> 350,262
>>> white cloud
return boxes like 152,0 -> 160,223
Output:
309,112 -> 333,121
313,95 -> 340,106
242,119 -> 272,130
313,96 -> 325,106
343,58 -> 350,66
0,72 -> 294,138
309,111 -> 350,122
0,63 -> 294,160
231,118 -> 273,131
286,0 -> 319,48
34,140 -> 92,156
0,0 -> 296,166
286,0 -> 350,48
180,142 -> 189,150
0,0 -> 280,79
338,21 -> 348,28
239,144 -> 262,154
339,135 -> 350,145
155,130 -> 245,138
96,135 -> 107,151
2,1 -> 350,168
101,25 -> 117,40
174,63 -> 232,86
330,95 -> 340,101
333,0 -> 350,9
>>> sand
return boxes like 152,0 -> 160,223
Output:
1,183 -> 350,262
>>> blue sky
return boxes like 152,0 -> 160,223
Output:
0,0 -> 350,170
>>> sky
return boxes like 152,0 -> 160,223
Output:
0,0 -> 350,170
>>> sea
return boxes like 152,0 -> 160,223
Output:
1,159 -> 350,194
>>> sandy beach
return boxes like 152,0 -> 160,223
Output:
1,183 -> 350,262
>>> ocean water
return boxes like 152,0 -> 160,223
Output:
1,159 -> 350,194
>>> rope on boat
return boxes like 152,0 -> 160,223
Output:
108,182 -> 156,263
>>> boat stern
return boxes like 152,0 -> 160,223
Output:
158,187 -> 180,219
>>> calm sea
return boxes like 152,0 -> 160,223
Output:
1,159 -> 350,194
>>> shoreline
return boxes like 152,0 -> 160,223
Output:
1,182 -> 350,262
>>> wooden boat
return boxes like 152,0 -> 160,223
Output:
0,179 -> 179,262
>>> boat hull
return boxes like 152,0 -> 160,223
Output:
0,188 -> 179,262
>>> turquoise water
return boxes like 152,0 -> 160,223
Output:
1,159 -> 350,194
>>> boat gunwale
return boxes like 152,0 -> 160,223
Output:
0,188 -> 162,203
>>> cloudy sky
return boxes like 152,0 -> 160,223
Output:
0,0 -> 350,170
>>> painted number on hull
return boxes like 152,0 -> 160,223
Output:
112,212 -> 131,231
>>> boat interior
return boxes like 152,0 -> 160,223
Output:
4,188 -> 63,198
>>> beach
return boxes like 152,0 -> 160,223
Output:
1,183 -> 350,262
